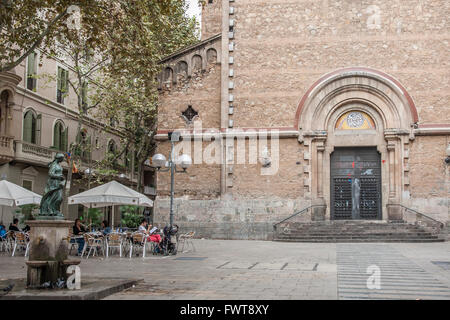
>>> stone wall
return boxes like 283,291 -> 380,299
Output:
201,0 -> 222,40
231,0 -> 450,127
153,197 -> 311,240
407,135 -> 450,222
158,63 -> 221,130
153,0 -> 450,237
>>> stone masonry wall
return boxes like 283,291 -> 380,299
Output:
158,63 -> 221,130
232,0 -> 450,127
408,135 -> 450,222
201,0 -> 222,40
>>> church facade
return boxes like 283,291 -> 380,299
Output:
153,0 -> 450,239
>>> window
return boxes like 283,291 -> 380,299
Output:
27,52 -> 37,91
53,120 -> 68,151
335,111 -> 376,130
0,91 -> 8,134
57,66 -> 69,104
74,129 -> 91,159
107,140 -> 118,167
22,180 -> 33,191
182,105 -> 198,123
23,110 -> 41,144
108,140 -> 116,154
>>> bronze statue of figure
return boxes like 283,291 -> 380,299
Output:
39,153 -> 66,218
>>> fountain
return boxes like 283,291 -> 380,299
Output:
26,153 -> 80,288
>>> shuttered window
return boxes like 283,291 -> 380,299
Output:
53,121 -> 67,151
23,111 -> 37,144
57,66 -> 69,104
27,52 -> 37,91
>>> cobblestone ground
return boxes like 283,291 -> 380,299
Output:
0,240 -> 449,300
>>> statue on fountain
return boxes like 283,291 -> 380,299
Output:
39,153 -> 66,219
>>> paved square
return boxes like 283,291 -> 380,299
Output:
0,240 -> 449,300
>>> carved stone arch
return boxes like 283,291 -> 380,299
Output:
192,54 -> 203,72
206,48 -> 217,64
296,67 -> 418,222
175,61 -> 188,81
296,67 -> 418,133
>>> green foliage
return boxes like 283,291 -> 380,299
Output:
0,0 -> 108,72
80,208 -> 103,228
2,0 -> 199,192
120,205 -> 142,228
14,204 -> 39,225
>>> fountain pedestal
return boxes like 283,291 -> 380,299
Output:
26,220 -> 80,288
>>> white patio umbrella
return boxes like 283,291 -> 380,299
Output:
0,180 -> 42,222
67,180 -> 153,228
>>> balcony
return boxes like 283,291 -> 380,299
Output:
0,135 -> 14,165
14,140 -> 68,169
144,186 -> 156,196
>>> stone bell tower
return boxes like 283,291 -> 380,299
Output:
200,0 -> 222,40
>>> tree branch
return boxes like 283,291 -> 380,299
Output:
0,8 -> 69,72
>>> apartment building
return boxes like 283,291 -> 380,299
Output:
0,50 -> 154,226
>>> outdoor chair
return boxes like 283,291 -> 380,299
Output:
106,232 -> 123,257
11,232 -> 29,257
81,233 -> 104,259
121,232 -> 132,256
177,231 -> 196,253
66,228 -> 79,255
0,231 -> 12,253
129,232 -> 149,258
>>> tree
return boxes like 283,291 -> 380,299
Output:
2,0 -> 199,214
94,0 -> 199,191
0,0 -> 110,73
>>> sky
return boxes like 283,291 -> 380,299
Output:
186,0 -> 202,36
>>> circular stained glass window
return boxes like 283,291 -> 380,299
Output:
347,112 -> 365,128
335,111 -> 376,130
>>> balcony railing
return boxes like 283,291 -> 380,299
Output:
14,140 -> 68,168
0,135 -> 14,164
144,186 -> 156,196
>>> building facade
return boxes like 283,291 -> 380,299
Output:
0,50 -> 139,227
154,0 -> 449,239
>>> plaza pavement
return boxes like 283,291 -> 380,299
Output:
0,239 -> 449,300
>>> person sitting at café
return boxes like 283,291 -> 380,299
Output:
138,219 -> 161,244
100,220 -> 112,235
73,219 -> 86,256
9,218 -> 20,232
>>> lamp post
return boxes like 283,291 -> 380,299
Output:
151,132 -> 191,227
445,144 -> 450,164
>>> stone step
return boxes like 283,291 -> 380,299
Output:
275,233 -> 439,238
273,220 -> 444,243
273,238 -> 445,243
277,232 -> 434,237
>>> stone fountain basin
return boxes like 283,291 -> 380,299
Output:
0,277 -> 142,300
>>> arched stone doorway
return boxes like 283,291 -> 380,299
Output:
296,68 -> 418,221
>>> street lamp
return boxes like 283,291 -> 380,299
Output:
445,144 -> 450,164
151,131 -> 191,227
84,168 -> 94,189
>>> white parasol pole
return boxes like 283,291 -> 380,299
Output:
111,205 -> 114,229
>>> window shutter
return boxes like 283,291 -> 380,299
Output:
27,53 -> 34,77
54,122 -> 60,150
62,126 -> 68,152
57,67 -> 62,91
35,114 -> 41,145
23,112 -> 31,142
63,69 -> 69,93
